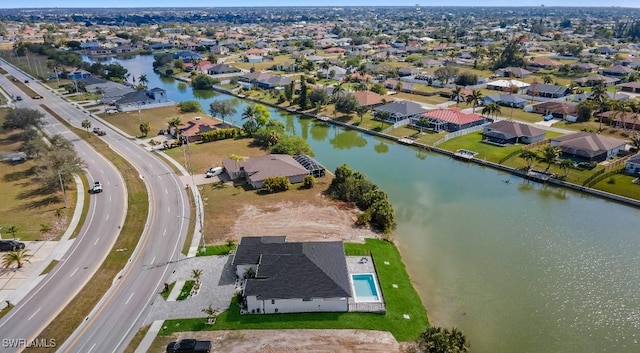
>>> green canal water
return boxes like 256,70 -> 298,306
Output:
91,55 -> 640,352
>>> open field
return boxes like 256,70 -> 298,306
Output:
0,51 -> 53,80
101,105 -> 203,137
0,109 -> 75,241
164,138 -> 265,175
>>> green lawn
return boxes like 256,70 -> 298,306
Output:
501,153 -> 605,185
197,244 -> 236,256
160,282 -> 176,301
159,239 -> 429,342
177,280 -> 196,301
438,132 -> 523,163
592,174 -> 640,200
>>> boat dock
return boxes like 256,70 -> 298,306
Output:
454,149 -> 477,160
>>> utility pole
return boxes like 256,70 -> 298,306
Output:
58,169 -> 68,208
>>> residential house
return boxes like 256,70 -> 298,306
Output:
573,74 -> 620,87
551,132 -> 626,162
600,65 -> 634,77
177,117 -> 222,143
208,64 -> 242,75
618,82 -> 640,94
66,70 -> 91,80
240,72 -> 292,90
416,108 -> 485,132
114,88 -> 169,112
147,43 -> 174,50
494,67 -> 532,78
325,47 -> 346,55
482,120 -> 546,145
420,58 -> 443,68
624,154 -> 640,176
173,50 -> 202,63
373,101 -> 426,123
222,154 -> 310,189
194,60 -> 216,73
398,67 -> 421,77
596,111 -> 640,131
210,45 -> 229,55
483,94 -> 527,108
317,65 -> 347,80
528,57 -> 562,69
592,46 -> 617,55
79,76 -> 134,103
80,41 -> 101,49
352,91 -> 390,107
486,79 -> 530,93
531,101 -> 577,120
571,62 -> 599,73
527,83 -> 569,98
233,236 -> 351,314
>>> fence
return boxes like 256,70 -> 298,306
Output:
382,118 -> 412,133
432,124 -> 487,147
522,138 -> 550,150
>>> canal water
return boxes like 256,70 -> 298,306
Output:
87,55 -> 640,353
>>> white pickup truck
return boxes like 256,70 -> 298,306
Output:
91,181 -> 103,193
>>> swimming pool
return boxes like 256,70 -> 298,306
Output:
351,273 -> 381,302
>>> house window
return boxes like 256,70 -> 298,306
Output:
303,298 -> 312,302
275,308 -> 279,313
271,300 -> 275,304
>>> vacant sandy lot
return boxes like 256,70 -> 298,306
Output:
156,329 -> 401,353
231,201 -> 378,243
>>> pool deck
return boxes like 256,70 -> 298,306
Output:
345,256 -> 386,314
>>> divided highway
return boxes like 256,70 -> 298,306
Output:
0,62 -> 190,352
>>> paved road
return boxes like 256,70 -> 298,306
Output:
0,67 -> 126,352
0,63 -> 190,352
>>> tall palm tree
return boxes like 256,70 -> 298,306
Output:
452,86 -> 463,106
589,83 -> 609,130
2,248 -> 32,269
39,223 -> 51,239
538,145 -> 561,172
192,269 -> 202,284
167,117 -> 182,135
558,159 -> 574,178
138,74 -> 148,87
81,119 -> 92,136
520,149 -> 537,170
229,154 -> 245,177
482,103 -> 501,119
139,121 -> 151,137
355,105 -> 368,124
630,132 -> 640,152
466,89 -> 483,113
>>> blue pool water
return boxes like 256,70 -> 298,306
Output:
351,274 -> 381,302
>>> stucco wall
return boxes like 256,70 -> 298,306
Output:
246,296 -> 348,314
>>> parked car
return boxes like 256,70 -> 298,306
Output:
32,95 -> 43,99
105,109 -> 118,114
205,166 -> 224,178
166,339 -> 211,353
91,181 -> 103,193
0,240 -> 26,252
24,80 -> 29,83
15,95 -> 23,101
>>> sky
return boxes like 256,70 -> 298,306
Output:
3,1 -> 640,8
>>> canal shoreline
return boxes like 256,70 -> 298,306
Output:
212,85 -> 640,209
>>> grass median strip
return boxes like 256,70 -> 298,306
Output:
7,75 -> 38,97
123,324 -> 151,353
70,173 -> 91,239
39,260 -> 59,276
28,105 -> 149,352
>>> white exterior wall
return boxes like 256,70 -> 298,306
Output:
246,296 -> 348,314
607,146 -> 624,159
236,264 -> 256,279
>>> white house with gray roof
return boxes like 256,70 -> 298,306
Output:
233,236 -> 351,314
222,154 -> 310,189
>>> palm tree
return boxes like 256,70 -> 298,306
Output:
630,132 -> 640,152
481,103 -> 501,119
81,119 -> 92,135
6,226 -> 17,238
226,238 -> 235,254
202,305 -> 219,325
543,74 -> 553,84
138,74 -> 148,87
558,159 -> 574,178
192,269 -> 202,284
538,145 -> 561,172
39,223 -> 51,239
589,83 -> 609,130
355,105 -> 368,124
139,121 -> 151,137
452,86 -> 463,106
466,89 -> 483,113
167,117 -> 182,134
520,149 -> 537,170
2,248 -> 32,269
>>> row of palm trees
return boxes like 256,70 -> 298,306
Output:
520,145 -> 574,176
451,86 -> 504,119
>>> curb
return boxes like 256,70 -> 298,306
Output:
134,319 -> 164,353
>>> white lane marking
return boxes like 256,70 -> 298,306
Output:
100,169 -> 104,174
87,343 -> 97,353
125,292 -> 135,305
94,237 -> 100,246
109,195 -> 112,202
27,308 -> 41,321
168,207 -> 171,213
165,188 -> 168,195
125,146 -> 130,151
163,229 -> 167,237
151,256 -> 156,265
70,267 -> 79,277
106,214 -> 110,221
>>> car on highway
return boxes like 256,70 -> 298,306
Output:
0,240 -> 26,252
93,127 -> 107,136
91,181 -> 103,193
15,95 -> 23,101
24,80 -> 29,83
32,95 -> 43,99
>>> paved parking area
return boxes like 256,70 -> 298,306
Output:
147,255 -> 237,321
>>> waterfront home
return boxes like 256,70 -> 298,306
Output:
550,132 -> 626,162
66,70 -> 91,80
240,72 -> 292,89
80,76 -> 134,103
625,154 -> 640,176
114,88 -> 169,112
482,120 -> 546,145
526,83 -> 569,98
173,50 -> 202,63
222,154 -> 312,189
352,91 -> 390,107
208,64 -> 242,75
494,67 -> 532,78
373,101 -> 426,123
416,108 -> 485,132
483,94 -> 527,108
233,236 -> 351,314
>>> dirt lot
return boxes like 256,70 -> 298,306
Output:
155,329 -> 401,353
231,201 -> 378,243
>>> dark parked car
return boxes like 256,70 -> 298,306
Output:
0,240 -> 26,252
24,80 -> 29,83
15,96 -> 23,101
92,127 -> 107,136
166,339 -> 211,353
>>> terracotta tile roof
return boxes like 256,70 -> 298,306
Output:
178,117 -> 222,137
352,91 -> 390,106
422,108 -> 484,125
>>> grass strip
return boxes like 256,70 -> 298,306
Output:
123,324 -> 151,353
27,105 -> 148,352
7,76 -> 38,97
70,173 -> 91,239
0,304 -> 13,321
160,282 -> 176,301
0,67 -> 8,75
176,280 -> 195,301
181,187 -> 196,256
196,244 -> 235,257
39,260 -> 59,276
159,239 -> 429,342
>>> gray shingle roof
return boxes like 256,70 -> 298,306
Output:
240,238 -> 351,300
484,120 -> 545,139
374,101 -> 425,116
552,132 -> 626,157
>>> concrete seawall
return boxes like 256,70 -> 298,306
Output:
210,86 -> 640,209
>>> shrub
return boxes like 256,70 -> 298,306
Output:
262,176 -> 291,193
178,100 -> 202,113
303,175 -> 315,188
200,128 -> 241,143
